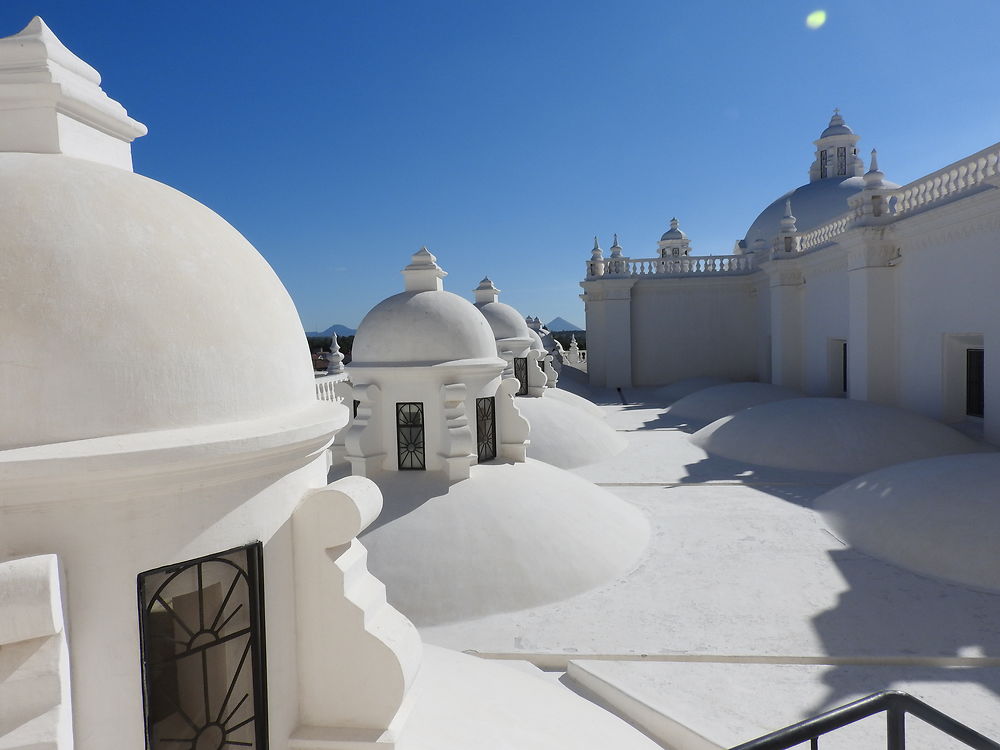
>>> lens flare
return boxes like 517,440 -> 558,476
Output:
806,10 -> 827,29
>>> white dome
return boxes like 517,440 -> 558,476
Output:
816,454 -> 1000,592
691,398 -> 989,474
517,396 -> 626,469
353,289 -> 499,366
665,382 -> 804,427
742,175 -> 900,249
528,329 -> 545,351
476,300 -> 533,342
358,460 -> 649,626
0,153 -> 316,451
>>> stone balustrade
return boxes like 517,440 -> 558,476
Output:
799,212 -> 854,252
315,373 -> 346,402
588,253 -> 756,279
889,143 -> 1000,218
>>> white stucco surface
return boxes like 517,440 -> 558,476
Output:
652,376 -> 731,403
544,386 -> 609,419
0,152 -> 316,450
567,660 -> 1000,750
353,289 -> 499,366
691,398 -> 991,474
517,395 -> 626,468
664,382 -> 804,428
817,453 -> 1000,592
354,459 -> 650,626
397,645 -> 661,750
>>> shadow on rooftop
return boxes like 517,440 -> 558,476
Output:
806,547 -> 1000,712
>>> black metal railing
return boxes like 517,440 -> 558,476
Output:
730,691 -> 999,750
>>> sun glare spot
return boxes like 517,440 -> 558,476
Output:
806,10 -> 827,29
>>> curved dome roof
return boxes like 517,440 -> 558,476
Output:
528,329 -> 545,351
660,217 -> 687,242
358,460 -> 649,626
476,300 -> 532,342
817,454 -> 1000,592
665,382 -> 804,428
516,396 -> 626,469
743,176 -> 903,249
353,289 -> 499,366
1,153 -> 316,451
690,398 -> 989,474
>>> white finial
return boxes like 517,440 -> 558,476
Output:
473,276 -> 501,305
591,236 -> 603,260
326,335 -> 345,375
780,198 -> 798,233
402,247 -> 447,292
0,17 -> 147,170
864,148 -> 886,188
609,233 -> 623,258
670,217 -> 679,230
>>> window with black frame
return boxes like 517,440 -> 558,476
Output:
396,401 -> 426,470
967,348 -> 985,417
476,396 -> 497,462
138,543 -> 268,750
513,357 -> 528,396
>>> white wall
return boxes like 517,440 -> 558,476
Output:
799,252 -> 849,395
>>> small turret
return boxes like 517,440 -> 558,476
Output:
473,276 -> 501,306
809,109 -> 863,182
657,217 -> 692,257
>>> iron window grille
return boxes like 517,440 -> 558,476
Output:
476,396 -> 497,462
138,543 -> 268,750
513,357 -> 529,396
396,401 -> 426,470
967,348 -> 985,417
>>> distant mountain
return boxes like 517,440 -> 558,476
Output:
306,323 -> 356,337
546,317 -> 582,332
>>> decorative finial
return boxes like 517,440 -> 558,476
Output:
864,147 -> 886,189
612,233 -> 620,247
834,106 -> 840,115
402,246 -> 447,292
869,148 -> 879,173
670,217 -> 679,230
780,198 -> 798,233
326,335 -> 345,375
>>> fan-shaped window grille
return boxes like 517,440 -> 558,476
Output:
476,397 -> 497,462
396,402 -> 426,470
138,543 -> 268,750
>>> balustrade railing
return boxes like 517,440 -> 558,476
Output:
889,142 -> 1000,217
798,212 -> 853,251
589,253 -> 756,279
315,374 -> 341,402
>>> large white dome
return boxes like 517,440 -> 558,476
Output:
743,176 -> 898,249
0,153 -> 316,450
352,289 -> 500,366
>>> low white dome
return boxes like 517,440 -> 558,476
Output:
358,460 -> 649,626
528,329 -> 545,351
742,176 -> 899,249
665,382 -> 803,427
1,153 -> 316,451
691,398 -> 990,474
353,290 -> 499,366
817,454 -> 1000,591
651,376 -> 731,404
517,396 -> 625,469
476,300 -> 533,342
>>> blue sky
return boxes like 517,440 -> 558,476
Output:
4,1 -> 1000,329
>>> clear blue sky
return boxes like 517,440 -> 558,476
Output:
4,1 -> 999,329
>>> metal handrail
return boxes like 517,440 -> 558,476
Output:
730,691 -> 1000,750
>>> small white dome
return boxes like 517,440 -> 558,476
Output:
817,454 -> 1000,592
528,329 -> 545,351
517,396 -> 625,469
1,153 -> 316,450
477,300 -> 533,342
659,217 -> 688,242
353,290 -> 499,366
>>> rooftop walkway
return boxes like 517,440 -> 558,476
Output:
422,369 -> 1000,750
